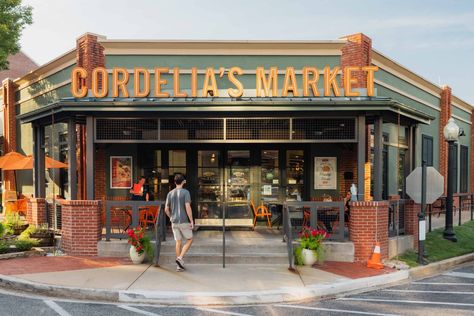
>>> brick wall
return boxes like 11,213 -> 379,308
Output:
439,86 -> 452,194
76,33 -> 105,89
2,79 -> 18,191
338,146 -> 358,197
26,198 -> 47,226
404,200 -> 420,250
349,201 -> 389,262
340,33 -> 372,89
61,200 -> 101,256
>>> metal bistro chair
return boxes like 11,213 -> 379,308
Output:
250,201 -> 272,228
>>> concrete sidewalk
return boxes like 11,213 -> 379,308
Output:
0,256 -> 408,305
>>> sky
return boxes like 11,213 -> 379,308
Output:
19,0 -> 474,104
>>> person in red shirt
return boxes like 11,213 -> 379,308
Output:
130,176 -> 149,201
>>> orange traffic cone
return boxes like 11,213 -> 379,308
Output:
367,242 -> 384,269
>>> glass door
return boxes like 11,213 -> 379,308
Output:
168,150 -> 186,191
286,150 -> 304,201
225,150 -> 253,225
196,150 -> 223,225
260,150 -> 280,202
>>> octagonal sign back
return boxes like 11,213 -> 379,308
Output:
406,166 -> 444,204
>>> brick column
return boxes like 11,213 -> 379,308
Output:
439,86 -> 452,194
26,198 -> 47,226
341,33 -> 373,201
76,33 -> 106,200
404,200 -> 420,250
61,200 -> 101,256
2,78 -> 18,191
349,201 -> 389,262
340,33 -> 373,89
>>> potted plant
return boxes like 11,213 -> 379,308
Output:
294,226 -> 329,266
127,227 -> 153,264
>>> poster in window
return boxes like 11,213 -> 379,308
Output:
110,156 -> 133,189
314,157 -> 337,190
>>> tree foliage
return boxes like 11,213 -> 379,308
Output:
0,0 -> 32,70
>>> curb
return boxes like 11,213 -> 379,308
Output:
0,270 -> 409,306
409,253 -> 474,280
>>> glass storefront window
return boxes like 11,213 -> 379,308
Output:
141,150 -> 163,200
261,150 -> 280,202
226,150 -> 252,219
169,150 -> 186,189
197,151 -> 222,220
286,150 -> 304,201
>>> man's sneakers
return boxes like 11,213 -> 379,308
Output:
176,257 -> 185,270
176,265 -> 184,272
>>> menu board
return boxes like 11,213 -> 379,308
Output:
110,156 -> 133,189
314,157 -> 337,190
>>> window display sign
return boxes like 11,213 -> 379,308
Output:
314,157 -> 337,190
110,156 -> 133,189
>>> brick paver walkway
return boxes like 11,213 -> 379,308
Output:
0,256 -> 131,275
314,261 -> 396,279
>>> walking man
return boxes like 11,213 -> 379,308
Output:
164,174 -> 194,272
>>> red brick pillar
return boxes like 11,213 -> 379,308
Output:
26,198 -> 47,226
439,86 -> 452,194
76,33 -> 106,200
340,33 -> 373,200
61,200 -> 101,256
404,200 -> 420,250
349,201 -> 389,262
340,33 -> 373,89
2,78 -> 18,191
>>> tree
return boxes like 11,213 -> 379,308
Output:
0,0 -> 32,70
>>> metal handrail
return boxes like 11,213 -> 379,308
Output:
154,203 -> 166,266
283,202 -> 295,270
105,200 -> 165,240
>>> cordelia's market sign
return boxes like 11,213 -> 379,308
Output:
71,66 -> 378,99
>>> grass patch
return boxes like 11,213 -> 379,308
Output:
399,220 -> 474,267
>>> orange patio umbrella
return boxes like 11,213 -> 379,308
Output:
0,152 -> 28,169
0,152 -> 68,170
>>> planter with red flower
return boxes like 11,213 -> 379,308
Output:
126,227 -> 153,264
294,226 -> 329,266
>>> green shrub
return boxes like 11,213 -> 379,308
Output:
19,225 -> 36,240
0,242 -> 8,254
14,238 -> 39,251
2,213 -> 25,235
0,223 -> 4,238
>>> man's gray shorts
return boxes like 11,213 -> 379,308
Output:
172,223 -> 193,241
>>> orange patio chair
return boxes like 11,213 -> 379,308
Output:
250,201 -> 272,228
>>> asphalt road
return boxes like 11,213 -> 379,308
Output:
0,263 -> 473,316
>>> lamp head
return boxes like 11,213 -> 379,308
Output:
443,117 -> 460,141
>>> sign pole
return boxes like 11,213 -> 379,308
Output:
418,160 -> 427,265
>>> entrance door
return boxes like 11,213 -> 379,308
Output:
225,150 -> 253,226
196,150 -> 223,225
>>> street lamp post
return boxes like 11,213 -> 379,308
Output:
443,117 -> 460,242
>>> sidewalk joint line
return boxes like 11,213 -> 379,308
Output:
125,263 -> 153,290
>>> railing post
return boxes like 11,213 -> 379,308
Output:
105,201 -> 111,241
458,195 -> 462,226
222,202 -> 226,269
154,205 -> 162,267
428,204 -> 432,232
471,193 -> 474,221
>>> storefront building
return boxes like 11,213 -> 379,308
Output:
1,33 -> 472,231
